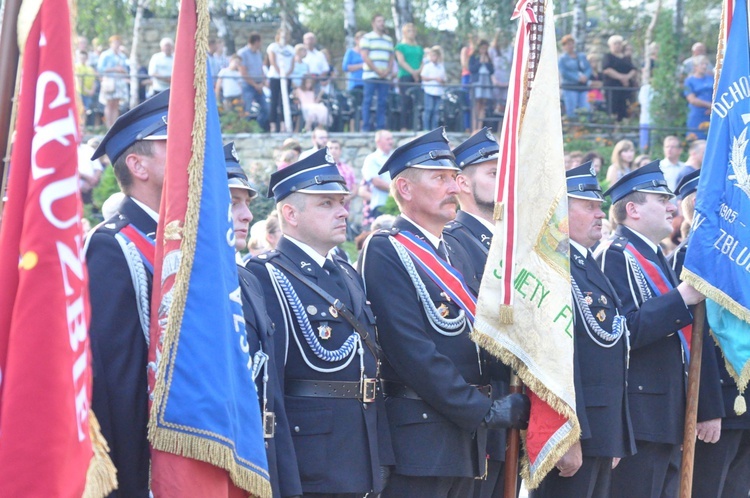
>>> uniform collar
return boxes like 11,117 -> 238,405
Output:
284,235 -> 331,268
569,239 -> 589,258
624,225 -> 659,254
130,197 -> 159,223
461,210 -> 495,233
400,214 -> 444,249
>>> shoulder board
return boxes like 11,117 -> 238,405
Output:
371,227 -> 400,238
608,235 -> 629,252
92,212 -> 131,235
248,249 -> 280,265
443,220 -> 462,234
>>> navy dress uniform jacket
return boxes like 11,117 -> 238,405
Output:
670,244 -> 725,424
360,217 -> 494,478
598,225 -> 694,445
570,247 -> 635,459
87,197 -> 153,497
444,211 -> 509,469
237,265 -> 302,498
246,237 -> 392,495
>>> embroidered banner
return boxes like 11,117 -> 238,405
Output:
682,0 -> 750,402
146,0 -> 271,495
472,0 -> 579,488
0,0 -> 115,495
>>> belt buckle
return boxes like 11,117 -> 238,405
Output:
362,378 -> 377,403
263,411 -> 276,439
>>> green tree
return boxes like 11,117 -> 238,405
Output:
651,10 -> 686,139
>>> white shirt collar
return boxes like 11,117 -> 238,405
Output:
625,226 -> 659,254
401,214 -> 443,249
569,240 -> 589,258
284,235 -> 330,267
130,197 -> 159,223
462,211 -> 495,233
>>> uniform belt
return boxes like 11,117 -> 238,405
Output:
285,378 -> 379,403
382,380 -> 491,400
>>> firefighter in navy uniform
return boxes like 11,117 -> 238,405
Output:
531,163 -> 636,498
667,170 -> 750,497
224,143 -> 303,498
86,91 -> 170,497
246,148 -> 393,498
597,162 -> 711,498
359,128 -> 529,498
443,128 -> 512,498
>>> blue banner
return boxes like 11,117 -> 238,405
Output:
147,0 -> 270,494
683,0 -> 750,389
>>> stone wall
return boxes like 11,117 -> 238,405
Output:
227,130 -> 471,187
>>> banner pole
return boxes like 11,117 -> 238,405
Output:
0,0 -> 23,215
502,372 -> 523,498
678,301 -> 705,498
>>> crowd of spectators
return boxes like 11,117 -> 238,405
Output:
74,21 -> 715,140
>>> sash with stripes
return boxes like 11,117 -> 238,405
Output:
625,243 -> 693,362
393,231 -> 477,323
119,224 -> 156,273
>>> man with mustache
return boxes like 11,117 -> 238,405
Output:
246,148 -> 392,497
597,161 -> 706,498
531,163 -> 636,498
360,128 -> 529,498
443,128 -> 511,498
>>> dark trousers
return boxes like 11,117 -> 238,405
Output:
398,75 -> 416,130
269,77 -> 284,129
531,456 -> 611,498
611,441 -> 679,498
362,79 -> 389,131
693,428 -> 750,497
382,474 -> 475,498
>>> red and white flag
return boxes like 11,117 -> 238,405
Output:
473,0 -> 580,488
0,0 -> 115,495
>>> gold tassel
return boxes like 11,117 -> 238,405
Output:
499,305 -> 514,324
83,411 -> 118,498
735,395 -> 747,416
494,202 -> 504,221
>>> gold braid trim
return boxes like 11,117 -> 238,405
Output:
499,305 -> 514,324
150,428 -> 271,497
147,0 -> 271,496
83,411 -> 118,498
681,268 -> 750,325
708,328 -> 750,415
493,202 -> 504,221
470,329 -> 580,489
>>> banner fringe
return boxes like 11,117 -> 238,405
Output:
682,268 -> 750,325
708,328 -> 750,414
150,428 -> 272,498
83,411 -> 118,498
499,305 -> 514,324
148,0 -> 270,495
494,202 -> 504,221
735,395 -> 747,416
470,329 -> 580,489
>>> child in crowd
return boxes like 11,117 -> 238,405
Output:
293,76 -> 329,131
215,55 -> 244,112
289,44 -> 310,88
420,46 -> 446,130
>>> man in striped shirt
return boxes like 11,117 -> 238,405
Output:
360,13 -> 394,132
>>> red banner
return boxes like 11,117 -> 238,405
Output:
0,0 -> 94,494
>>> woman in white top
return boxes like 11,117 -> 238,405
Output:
267,29 -> 295,132
420,46 -> 446,130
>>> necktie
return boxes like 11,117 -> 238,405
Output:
657,248 -> 678,284
323,259 -> 348,297
437,240 -> 449,262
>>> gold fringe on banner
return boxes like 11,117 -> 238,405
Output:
470,329 -> 580,488
493,202 -> 504,221
682,268 -> 750,326
499,305 -> 514,324
147,0 -> 271,495
83,410 -> 118,498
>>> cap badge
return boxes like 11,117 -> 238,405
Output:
162,115 -> 168,125
485,129 -> 497,142
441,128 -> 449,142
589,164 -> 596,176
325,152 -> 334,164
231,143 -> 239,162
